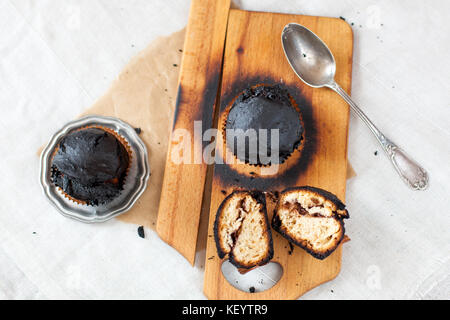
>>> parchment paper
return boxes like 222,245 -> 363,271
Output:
79,29 -> 185,229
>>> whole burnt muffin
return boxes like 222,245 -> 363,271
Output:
51,127 -> 130,206
225,85 -> 303,165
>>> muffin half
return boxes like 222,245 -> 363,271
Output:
272,186 -> 349,260
214,191 -> 273,269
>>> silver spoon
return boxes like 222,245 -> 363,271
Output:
282,23 -> 428,190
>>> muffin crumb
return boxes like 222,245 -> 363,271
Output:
137,226 -> 145,239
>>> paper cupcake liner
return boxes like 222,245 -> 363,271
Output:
50,124 -> 133,206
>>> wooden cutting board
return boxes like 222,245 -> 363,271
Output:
156,0 -> 230,265
203,9 -> 353,300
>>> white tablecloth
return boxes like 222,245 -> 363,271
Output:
0,0 -> 449,300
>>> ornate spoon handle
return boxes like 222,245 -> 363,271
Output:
328,82 -> 429,190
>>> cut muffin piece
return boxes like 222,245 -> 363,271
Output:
272,186 -> 349,260
214,191 -> 273,269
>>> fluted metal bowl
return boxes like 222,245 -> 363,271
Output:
40,115 -> 150,223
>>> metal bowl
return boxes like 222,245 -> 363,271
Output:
40,115 -> 150,223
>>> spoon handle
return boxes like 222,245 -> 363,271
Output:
328,82 -> 428,190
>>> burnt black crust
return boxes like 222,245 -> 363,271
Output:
225,85 -> 304,166
51,127 -> 130,206
271,186 -> 348,260
214,190 -> 274,269
282,186 -> 349,218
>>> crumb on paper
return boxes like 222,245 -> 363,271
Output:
137,226 -> 145,239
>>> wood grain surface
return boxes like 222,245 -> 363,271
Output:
156,0 -> 231,265
203,9 -> 354,300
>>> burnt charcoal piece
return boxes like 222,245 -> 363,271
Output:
214,191 -> 273,269
137,226 -> 145,239
225,85 -> 303,165
272,186 -> 349,260
288,242 -> 294,255
51,127 -> 130,206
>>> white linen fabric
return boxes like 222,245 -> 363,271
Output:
0,0 -> 449,299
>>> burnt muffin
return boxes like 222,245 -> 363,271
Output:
214,191 -> 273,269
50,127 -> 130,206
225,85 -> 303,165
272,186 -> 349,260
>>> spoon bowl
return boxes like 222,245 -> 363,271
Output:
282,23 -> 336,88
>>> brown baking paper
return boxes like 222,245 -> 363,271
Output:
80,29 -> 185,229
39,27 -> 356,241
